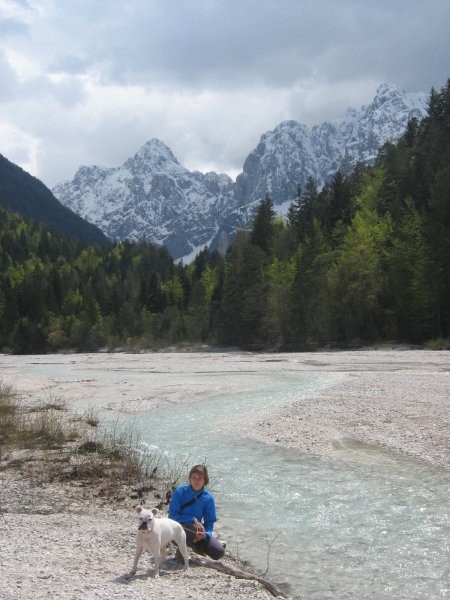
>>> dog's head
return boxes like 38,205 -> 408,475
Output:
135,506 -> 160,531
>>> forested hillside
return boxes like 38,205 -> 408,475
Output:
218,80 -> 450,349
0,154 -> 110,246
0,81 -> 448,353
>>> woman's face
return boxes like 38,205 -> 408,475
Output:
189,471 -> 205,491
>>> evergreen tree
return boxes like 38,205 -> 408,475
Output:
250,194 -> 276,254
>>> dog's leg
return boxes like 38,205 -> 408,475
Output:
153,553 -> 161,578
178,541 -> 189,571
174,528 -> 189,571
131,543 -> 143,575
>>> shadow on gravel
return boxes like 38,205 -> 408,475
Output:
113,559 -> 192,585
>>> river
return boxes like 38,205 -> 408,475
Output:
1,352 -> 448,599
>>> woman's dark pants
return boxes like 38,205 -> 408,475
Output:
183,528 -> 225,560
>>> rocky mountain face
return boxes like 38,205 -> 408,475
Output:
53,139 -> 234,258
53,84 -> 427,260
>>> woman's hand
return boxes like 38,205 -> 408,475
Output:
193,518 -> 206,542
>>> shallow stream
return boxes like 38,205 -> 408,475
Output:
101,369 -> 449,600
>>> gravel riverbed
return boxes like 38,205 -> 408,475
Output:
1,349 -> 448,599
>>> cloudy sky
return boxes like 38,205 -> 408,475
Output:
1,0 -> 449,188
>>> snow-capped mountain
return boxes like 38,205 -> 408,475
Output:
232,83 -> 427,216
53,84 -> 427,260
53,139 -> 234,258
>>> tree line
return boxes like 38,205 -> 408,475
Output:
0,81 -> 449,353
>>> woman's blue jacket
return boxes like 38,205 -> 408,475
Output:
168,484 -> 217,540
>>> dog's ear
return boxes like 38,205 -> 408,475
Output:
150,508 -> 160,517
136,506 -> 143,514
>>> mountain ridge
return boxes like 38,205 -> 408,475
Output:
53,83 -> 428,260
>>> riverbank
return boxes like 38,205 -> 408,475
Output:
248,350 -> 450,470
1,349 -> 449,599
0,469 -> 277,600
0,381 -> 280,600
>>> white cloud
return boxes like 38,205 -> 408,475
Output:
0,0 -> 35,24
0,120 -> 41,174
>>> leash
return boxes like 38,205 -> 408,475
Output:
182,518 -> 205,538
182,524 -> 201,535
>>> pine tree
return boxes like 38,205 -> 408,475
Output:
250,194 -> 276,254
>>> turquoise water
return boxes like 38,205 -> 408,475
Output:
102,371 -> 449,600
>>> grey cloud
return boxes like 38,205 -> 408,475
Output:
0,17 -> 28,37
59,0 -> 449,92
1,0 -> 449,188
4,71 -> 87,108
45,78 -> 87,108
5,0 -> 447,94
48,55 -> 92,76
92,2 -> 337,87
0,52 -> 19,100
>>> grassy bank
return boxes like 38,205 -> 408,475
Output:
0,379 -> 185,507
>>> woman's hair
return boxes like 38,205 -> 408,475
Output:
188,464 -> 209,486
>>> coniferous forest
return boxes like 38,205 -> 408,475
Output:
1,82 -> 449,354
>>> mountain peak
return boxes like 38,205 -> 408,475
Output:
129,138 -> 178,168
54,83 -> 429,260
136,138 -> 176,159
375,82 -> 403,96
369,83 -> 428,114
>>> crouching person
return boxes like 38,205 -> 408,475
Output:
169,464 -> 225,561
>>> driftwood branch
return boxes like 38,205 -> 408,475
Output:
189,554 -> 288,598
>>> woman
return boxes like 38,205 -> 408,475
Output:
169,464 -> 225,560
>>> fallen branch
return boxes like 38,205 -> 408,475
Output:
189,554 -> 288,598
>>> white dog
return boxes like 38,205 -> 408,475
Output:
130,506 -> 189,577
